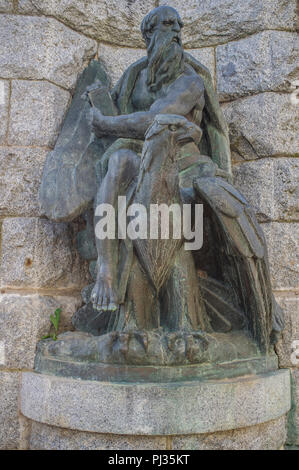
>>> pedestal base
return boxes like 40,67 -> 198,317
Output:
21,369 -> 290,449
27,416 -> 288,450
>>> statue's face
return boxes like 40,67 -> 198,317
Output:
148,8 -> 183,47
144,7 -> 184,92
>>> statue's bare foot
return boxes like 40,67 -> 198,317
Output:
91,265 -> 118,312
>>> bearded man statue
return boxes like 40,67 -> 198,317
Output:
39,6 -> 284,369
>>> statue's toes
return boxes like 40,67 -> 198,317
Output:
91,284 -> 118,312
107,301 -> 118,312
94,297 -> 103,311
91,291 -> 97,305
100,297 -> 109,311
91,291 -> 98,308
91,288 -> 104,312
106,286 -> 118,312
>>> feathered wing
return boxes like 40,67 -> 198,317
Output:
194,176 -> 284,353
39,60 -> 116,222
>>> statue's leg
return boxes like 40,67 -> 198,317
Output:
91,148 -> 140,311
107,255 -> 160,332
160,245 -> 211,333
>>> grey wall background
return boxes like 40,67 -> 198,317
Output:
0,0 -> 298,449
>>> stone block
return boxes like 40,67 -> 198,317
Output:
287,369 -> 299,446
172,416 -> 287,450
0,294 -> 82,369
0,147 -> 48,217
0,218 -> 89,289
233,158 -> 299,222
98,44 -> 146,88
222,93 -> 299,161
8,80 -> 70,147
159,0 -> 298,47
0,0 -> 13,12
0,80 -> 9,144
187,48 -> 215,87
29,421 -> 167,450
275,294 -> 299,368
262,222 -> 299,290
217,31 -> 299,101
0,372 -> 20,450
0,15 -> 97,90
18,0 -> 156,48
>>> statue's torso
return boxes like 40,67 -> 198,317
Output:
130,64 -> 206,185
131,64 -> 205,120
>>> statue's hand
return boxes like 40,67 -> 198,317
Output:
89,107 -> 109,138
81,81 -> 104,106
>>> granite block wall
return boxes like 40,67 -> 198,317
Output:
0,0 -> 298,449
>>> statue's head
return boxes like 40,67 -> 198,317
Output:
141,6 -> 185,92
141,6 -> 183,47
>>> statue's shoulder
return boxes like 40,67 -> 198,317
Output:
111,56 -> 148,98
184,52 -> 214,87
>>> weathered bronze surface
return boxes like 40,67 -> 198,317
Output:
38,6 -> 284,376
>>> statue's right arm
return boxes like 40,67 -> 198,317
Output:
92,75 -> 203,140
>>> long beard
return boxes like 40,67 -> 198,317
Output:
147,31 -> 184,92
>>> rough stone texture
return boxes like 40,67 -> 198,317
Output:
172,416 -> 287,450
18,0 -> 156,48
8,80 -> 70,147
262,222 -> 299,290
29,421 -> 167,450
233,158 -> 299,222
21,370 -> 291,435
0,80 -> 9,144
222,93 -> 299,161
0,372 -> 20,450
0,15 -> 97,90
0,0 -> 13,12
275,294 -> 299,368
98,44 -> 146,88
0,294 -> 82,369
20,0 -> 297,48
217,31 -> 299,101
0,218 -> 89,289
287,369 -> 299,446
187,48 -> 215,87
18,415 -> 32,450
159,0 -> 298,47
0,147 -> 48,217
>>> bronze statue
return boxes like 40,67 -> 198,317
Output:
38,6 -> 284,378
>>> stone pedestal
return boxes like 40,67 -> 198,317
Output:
21,369 -> 291,450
